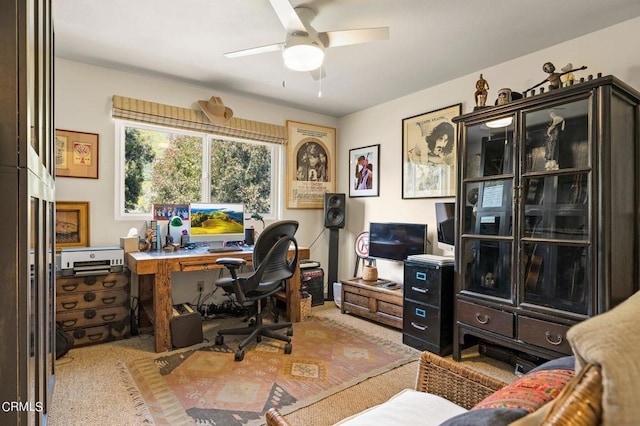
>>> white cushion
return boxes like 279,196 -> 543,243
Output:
334,388 -> 467,426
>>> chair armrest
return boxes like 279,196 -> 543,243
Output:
265,407 -> 291,426
416,352 -> 508,409
215,257 -> 246,268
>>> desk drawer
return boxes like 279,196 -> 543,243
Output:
57,272 -> 129,293
518,316 -> 573,355
57,289 -> 129,311
403,300 -> 441,343
457,300 -> 514,337
404,264 -> 441,305
69,319 -> 130,347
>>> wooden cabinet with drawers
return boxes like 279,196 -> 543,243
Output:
56,271 -> 131,347
452,76 -> 640,361
403,261 -> 454,355
340,277 -> 403,329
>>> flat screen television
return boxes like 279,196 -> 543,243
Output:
368,222 -> 427,261
435,202 -> 455,256
188,203 -> 245,249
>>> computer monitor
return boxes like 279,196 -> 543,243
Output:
368,222 -> 428,262
435,202 -> 455,257
188,203 -> 245,249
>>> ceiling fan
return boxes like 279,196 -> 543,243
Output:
223,0 -> 389,76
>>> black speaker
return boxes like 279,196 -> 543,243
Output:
323,193 -> 346,228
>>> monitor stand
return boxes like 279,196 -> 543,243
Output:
208,241 -> 224,251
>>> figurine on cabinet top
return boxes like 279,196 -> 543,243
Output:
560,63 -> 577,87
525,62 -> 587,94
474,74 -> 490,108
545,110 -> 565,170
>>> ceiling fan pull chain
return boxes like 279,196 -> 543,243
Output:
318,67 -> 323,98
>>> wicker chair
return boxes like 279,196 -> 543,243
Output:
265,351 -> 508,426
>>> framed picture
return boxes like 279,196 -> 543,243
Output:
349,144 -> 380,197
152,203 -> 189,221
55,201 -> 90,251
286,121 -> 336,209
402,103 -> 461,198
55,129 -> 99,179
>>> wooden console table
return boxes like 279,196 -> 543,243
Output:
126,246 -> 310,352
340,277 -> 403,329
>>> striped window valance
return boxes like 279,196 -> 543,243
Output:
112,95 -> 286,144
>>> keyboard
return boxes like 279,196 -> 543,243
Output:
207,246 -> 241,253
406,254 -> 455,265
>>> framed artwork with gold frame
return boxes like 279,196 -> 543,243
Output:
55,201 -> 90,250
286,121 -> 336,209
55,129 -> 99,179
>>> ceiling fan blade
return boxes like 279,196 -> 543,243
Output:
268,0 -> 306,32
320,27 -> 389,48
224,43 -> 283,58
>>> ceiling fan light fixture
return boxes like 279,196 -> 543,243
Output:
282,34 -> 325,72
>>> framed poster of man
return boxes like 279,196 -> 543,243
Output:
402,103 -> 461,198
349,144 -> 380,197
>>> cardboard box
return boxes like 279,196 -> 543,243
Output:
120,236 -> 139,253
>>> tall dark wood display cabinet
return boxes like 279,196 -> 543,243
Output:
0,0 -> 56,424
452,76 -> 640,361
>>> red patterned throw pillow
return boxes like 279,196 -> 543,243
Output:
472,369 -> 575,413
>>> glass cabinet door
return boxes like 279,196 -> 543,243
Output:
460,117 -> 515,300
521,99 -> 591,315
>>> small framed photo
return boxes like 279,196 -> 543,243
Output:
55,201 -> 90,251
349,144 -> 380,197
152,203 -> 189,221
402,103 -> 461,198
55,129 -> 99,179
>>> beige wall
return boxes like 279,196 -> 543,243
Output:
55,16 -> 640,299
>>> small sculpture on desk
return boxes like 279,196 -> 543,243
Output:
545,110 -> 565,171
525,62 -> 587,95
474,73 -> 490,108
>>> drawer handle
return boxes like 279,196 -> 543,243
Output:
84,276 -> 97,285
84,292 -> 96,302
411,286 -> 429,294
102,297 -> 117,305
102,313 -> 117,321
84,310 -> 97,319
87,333 -> 104,341
475,313 -> 490,324
62,302 -> 78,310
545,331 -> 564,346
102,280 -> 117,288
411,322 -> 428,331
61,284 -> 78,292
61,319 -> 77,327
415,272 -> 427,281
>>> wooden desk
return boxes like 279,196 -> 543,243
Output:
126,247 -> 310,352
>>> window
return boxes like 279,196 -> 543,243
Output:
115,121 -> 281,220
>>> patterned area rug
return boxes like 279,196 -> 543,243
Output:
122,317 -> 418,425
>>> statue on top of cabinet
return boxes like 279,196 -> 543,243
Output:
525,62 -> 587,95
545,110 -> 565,170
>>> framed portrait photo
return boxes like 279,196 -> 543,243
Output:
286,121 -> 336,209
55,129 -> 99,179
349,144 -> 380,198
402,103 -> 461,198
55,201 -> 90,251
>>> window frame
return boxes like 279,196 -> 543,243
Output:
114,120 -> 283,221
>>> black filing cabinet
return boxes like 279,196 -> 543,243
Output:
403,260 -> 454,355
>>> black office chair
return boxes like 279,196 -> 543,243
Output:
214,220 -> 299,361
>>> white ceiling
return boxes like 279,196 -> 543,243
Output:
53,0 -> 640,118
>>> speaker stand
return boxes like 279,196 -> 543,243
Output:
326,228 -> 339,300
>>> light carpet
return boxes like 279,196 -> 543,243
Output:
121,317 -> 419,425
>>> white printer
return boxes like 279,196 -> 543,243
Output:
60,246 -> 125,276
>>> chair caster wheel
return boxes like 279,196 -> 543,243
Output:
284,343 -> 292,355
215,335 -> 224,345
234,349 -> 245,361
286,327 -> 293,336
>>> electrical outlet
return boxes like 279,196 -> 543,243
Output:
197,280 -> 204,292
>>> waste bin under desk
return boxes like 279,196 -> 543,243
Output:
340,277 -> 403,329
